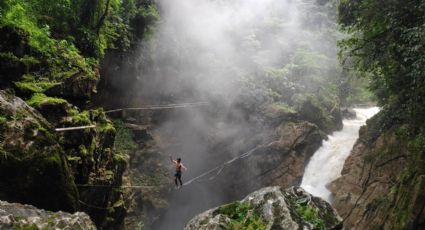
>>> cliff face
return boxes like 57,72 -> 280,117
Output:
0,25 -> 127,228
214,121 -> 326,199
0,90 -> 78,212
185,186 -> 342,230
329,110 -> 425,229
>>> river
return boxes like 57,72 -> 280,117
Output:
301,107 -> 379,202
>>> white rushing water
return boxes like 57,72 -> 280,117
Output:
301,107 -> 380,202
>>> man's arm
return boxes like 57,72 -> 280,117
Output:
181,163 -> 187,170
169,155 -> 177,164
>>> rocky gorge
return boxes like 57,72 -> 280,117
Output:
1,0 -> 425,229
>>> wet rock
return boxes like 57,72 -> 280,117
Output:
217,121 -> 325,197
0,200 -> 96,229
341,108 -> 356,119
59,109 -> 127,229
329,110 -> 425,229
185,186 -> 342,230
0,90 -> 78,212
26,93 -> 74,126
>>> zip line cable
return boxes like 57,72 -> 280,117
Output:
74,141 -> 277,189
104,102 -> 209,113
76,141 -> 280,210
53,102 -> 208,132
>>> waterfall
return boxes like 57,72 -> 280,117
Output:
301,107 -> 380,202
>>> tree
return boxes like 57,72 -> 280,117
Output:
339,0 -> 425,126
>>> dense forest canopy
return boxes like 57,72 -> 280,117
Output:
339,0 -> 425,127
0,0 -> 158,102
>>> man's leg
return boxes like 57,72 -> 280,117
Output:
174,176 -> 178,187
178,175 -> 183,187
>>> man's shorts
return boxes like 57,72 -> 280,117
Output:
174,171 -> 182,178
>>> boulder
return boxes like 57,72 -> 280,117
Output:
185,186 -> 342,230
0,200 -> 96,229
45,70 -> 99,102
0,90 -> 78,212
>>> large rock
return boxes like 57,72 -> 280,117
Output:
45,70 -> 99,102
59,109 -> 127,229
0,200 -> 96,229
329,110 -> 425,229
185,186 -> 342,230
296,95 -> 343,133
215,121 -> 325,198
0,90 -> 78,212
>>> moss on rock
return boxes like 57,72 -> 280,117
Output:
0,90 -> 78,212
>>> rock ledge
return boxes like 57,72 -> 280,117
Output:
0,200 -> 96,229
185,186 -> 342,230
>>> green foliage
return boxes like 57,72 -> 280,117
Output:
339,70 -> 376,105
0,116 -> 7,125
286,195 -> 326,230
15,77 -> 59,93
26,93 -> 67,107
113,119 -> 138,155
0,0 -> 159,103
296,204 -> 325,230
271,102 -> 296,114
69,110 -> 92,125
12,223 -> 40,230
213,202 -> 267,230
338,0 -> 425,125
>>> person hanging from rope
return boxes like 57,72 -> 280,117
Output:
170,156 -> 187,188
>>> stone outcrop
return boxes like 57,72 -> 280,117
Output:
0,200 -> 96,229
45,70 -> 99,102
216,121 -> 326,198
0,90 -> 128,229
329,110 -> 425,229
0,26 -> 29,88
0,90 -> 78,212
185,186 -> 342,230
112,121 -> 169,229
297,96 -> 343,133
54,108 -> 127,229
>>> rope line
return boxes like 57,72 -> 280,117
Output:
105,102 -> 208,113
73,140 -> 277,189
76,184 -> 165,188
182,143 -> 269,186
78,200 -> 111,210
55,125 -> 96,132
75,141 -> 280,211
54,102 -> 207,131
